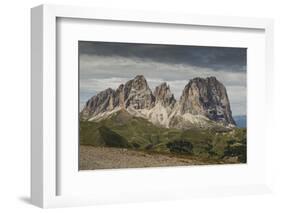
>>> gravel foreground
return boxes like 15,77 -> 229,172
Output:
79,145 -> 223,170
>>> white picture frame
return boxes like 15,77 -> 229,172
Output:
31,4 -> 274,208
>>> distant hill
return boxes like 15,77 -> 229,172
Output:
234,115 -> 247,128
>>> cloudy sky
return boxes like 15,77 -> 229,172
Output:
79,41 -> 246,116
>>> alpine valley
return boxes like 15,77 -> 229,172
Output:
80,75 -> 246,169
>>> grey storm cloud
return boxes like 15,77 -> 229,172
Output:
79,41 -> 246,72
79,41 -> 247,116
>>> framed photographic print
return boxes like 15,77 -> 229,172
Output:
78,41 -> 247,170
31,4 -> 274,208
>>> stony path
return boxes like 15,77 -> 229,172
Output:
79,145 -> 219,170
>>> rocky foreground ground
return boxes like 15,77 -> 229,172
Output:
79,145 -> 227,170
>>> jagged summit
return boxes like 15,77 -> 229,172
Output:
154,82 -> 176,107
126,75 -> 149,90
82,88 -> 116,119
123,75 -> 155,110
81,75 -> 236,129
179,76 -> 235,125
133,74 -> 146,82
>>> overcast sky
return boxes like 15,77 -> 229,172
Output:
79,41 -> 246,116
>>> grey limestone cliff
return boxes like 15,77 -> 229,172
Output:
81,75 -> 236,128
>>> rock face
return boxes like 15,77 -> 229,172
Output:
179,77 -> 236,125
81,88 -> 117,119
154,83 -> 176,108
81,75 -> 236,129
123,75 -> 155,110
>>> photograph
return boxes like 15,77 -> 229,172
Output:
79,41 -> 247,170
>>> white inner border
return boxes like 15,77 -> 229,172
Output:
56,17 -> 267,198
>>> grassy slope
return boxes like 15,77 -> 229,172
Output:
80,110 -> 246,163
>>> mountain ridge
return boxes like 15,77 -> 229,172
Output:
81,75 -> 236,129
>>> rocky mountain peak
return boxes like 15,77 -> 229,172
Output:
81,88 -> 117,119
128,75 -> 149,90
123,75 -> 155,109
154,82 -> 176,107
179,77 -> 236,125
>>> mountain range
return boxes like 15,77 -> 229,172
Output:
80,75 -> 247,164
81,75 -> 236,130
